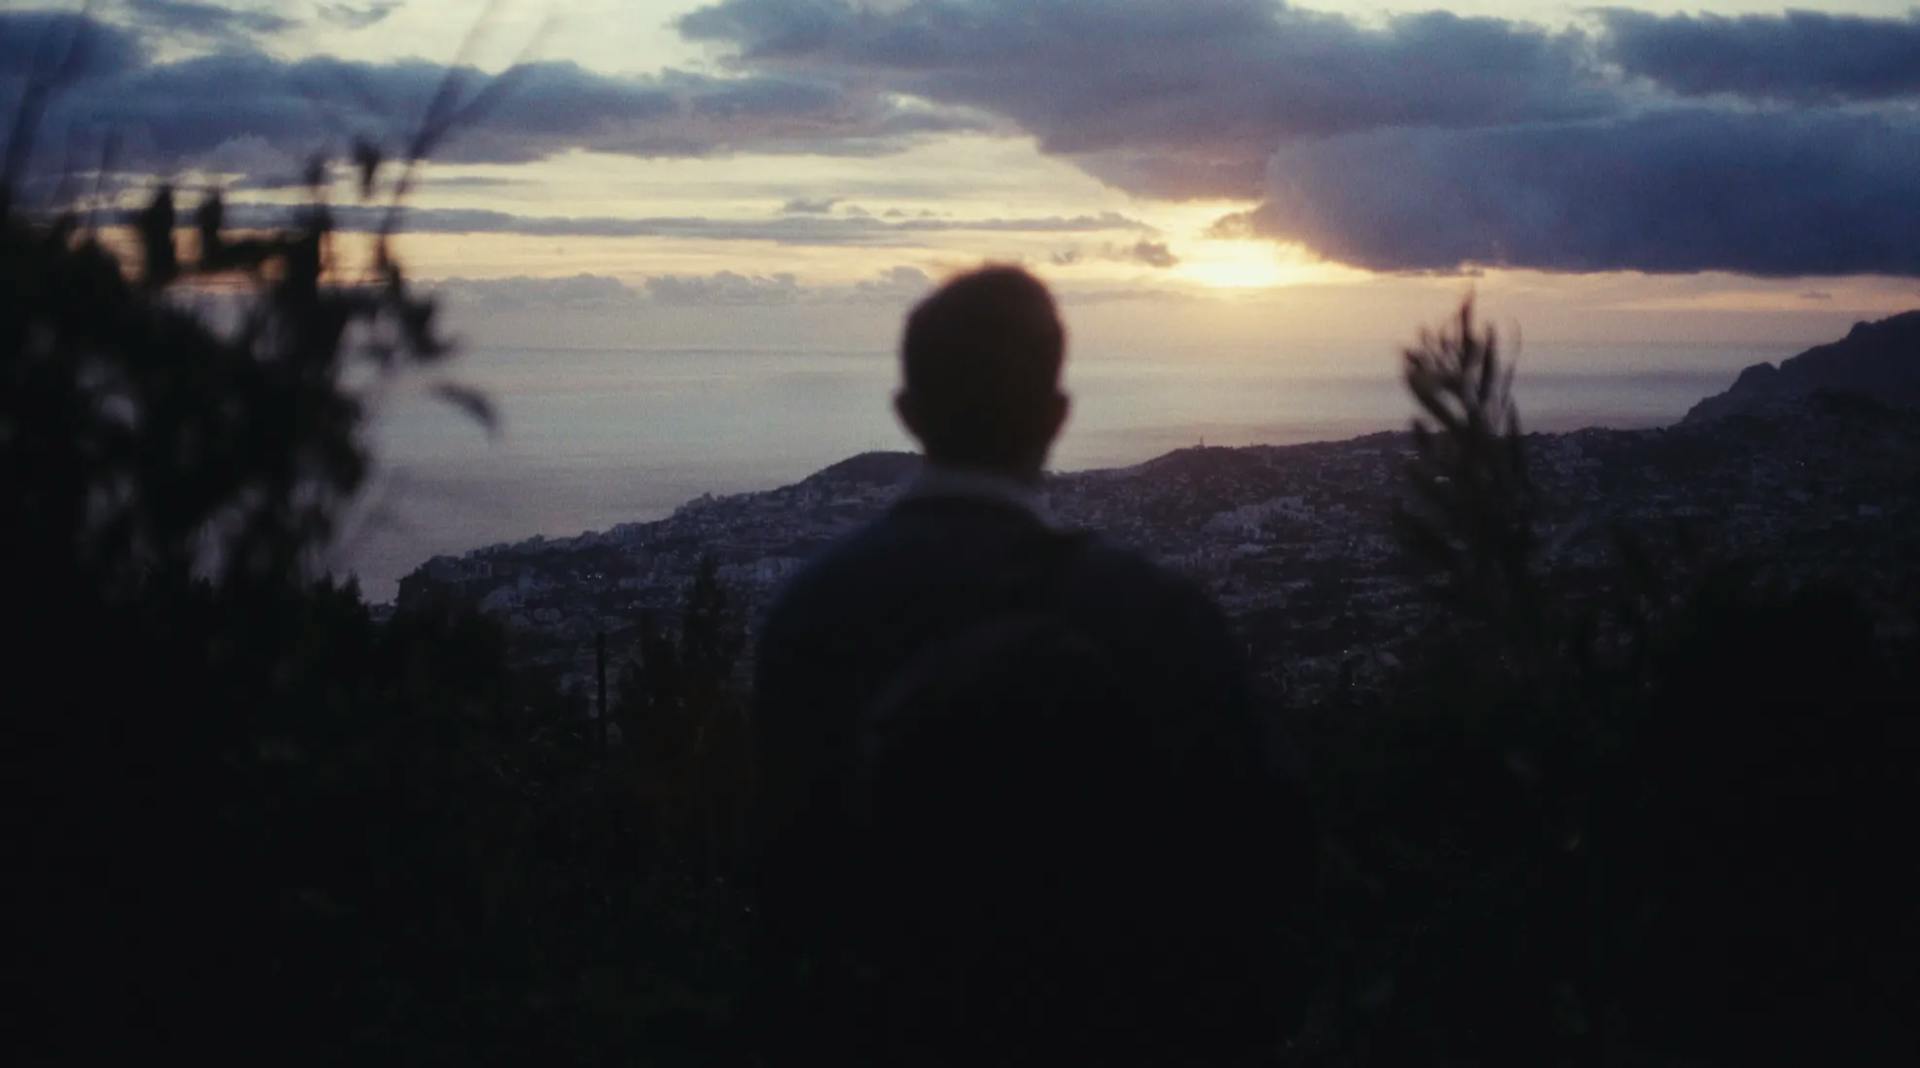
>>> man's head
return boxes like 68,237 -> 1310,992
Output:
896,265 -> 1068,479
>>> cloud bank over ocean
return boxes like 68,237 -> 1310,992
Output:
679,0 -> 1920,277
6,3 -> 1919,279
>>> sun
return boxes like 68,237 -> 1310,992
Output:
1129,199 -> 1342,290
1171,236 -> 1370,290
1176,241 -> 1295,289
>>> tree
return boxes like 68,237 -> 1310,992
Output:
1393,298 -> 1546,663
615,554 -> 753,873
1285,300 -> 1920,1067
0,26 -> 580,1061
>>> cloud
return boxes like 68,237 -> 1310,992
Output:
419,174 -> 527,190
1245,109 -> 1920,277
317,2 -> 404,31
1,12 -> 985,181
1123,239 -> 1177,269
197,134 -> 305,185
23,4 -> 1914,283
639,264 -> 929,305
123,1 -> 296,46
890,210 -> 1149,235
673,1 -> 1920,279
1051,240 -> 1179,269
680,0 -> 1609,199
0,12 -> 147,81
851,265 -> 933,303
1596,9 -> 1920,103
438,266 -> 933,308
203,201 -> 1149,245
1203,212 -> 1256,240
781,196 -> 838,214
642,270 -> 803,305
438,273 -> 641,309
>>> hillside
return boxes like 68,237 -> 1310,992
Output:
1685,310 -> 1920,423
401,396 -> 1920,706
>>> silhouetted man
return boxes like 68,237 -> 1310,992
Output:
751,266 -> 1288,1065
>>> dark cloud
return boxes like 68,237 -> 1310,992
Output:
1,12 -> 984,181
1597,9 -> 1920,103
124,0 -> 296,45
201,201 -> 1148,245
1246,109 -> 1920,277
0,12 -> 147,80
420,174 -> 527,190
680,0 -> 1609,199
673,1 -> 1920,278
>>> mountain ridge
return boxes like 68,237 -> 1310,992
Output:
1684,309 -> 1920,423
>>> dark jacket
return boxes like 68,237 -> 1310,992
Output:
750,490 -> 1290,1064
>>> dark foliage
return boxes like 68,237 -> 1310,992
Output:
1395,298 -> 1539,644
1283,302 -> 1920,1065
613,554 -> 756,877
2,72 -> 750,1062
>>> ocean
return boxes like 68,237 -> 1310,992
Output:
336,341 -> 1776,601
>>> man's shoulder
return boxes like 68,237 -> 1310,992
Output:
784,512 -> 1182,599
762,506 -> 1227,647
759,510 -> 931,637
1061,535 -> 1218,614
1064,535 -> 1178,584
779,499 -> 1037,587
782,508 -> 916,581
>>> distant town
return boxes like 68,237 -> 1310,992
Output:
396,390 -> 1920,708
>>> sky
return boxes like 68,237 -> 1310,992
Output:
5,1 -> 1920,359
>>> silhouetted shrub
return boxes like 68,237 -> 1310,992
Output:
2,44 -> 753,1058
1282,302 -> 1920,1066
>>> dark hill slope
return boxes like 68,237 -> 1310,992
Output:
1685,310 -> 1920,423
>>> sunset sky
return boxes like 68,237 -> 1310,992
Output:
7,1 -> 1919,358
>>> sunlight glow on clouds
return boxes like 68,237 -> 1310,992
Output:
4,1 -> 1916,348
